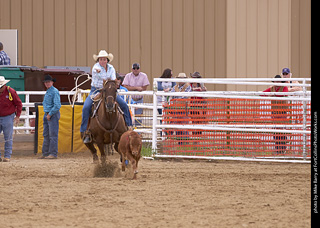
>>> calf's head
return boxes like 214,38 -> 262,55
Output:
129,135 -> 141,156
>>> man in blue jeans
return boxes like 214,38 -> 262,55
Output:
0,76 -> 22,162
39,74 -> 61,159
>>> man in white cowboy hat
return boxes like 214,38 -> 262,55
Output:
0,76 -> 22,162
81,50 -> 133,143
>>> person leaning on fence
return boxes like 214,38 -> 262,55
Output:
0,76 -> 22,162
169,73 -> 192,144
123,63 -> 150,126
80,50 -> 133,144
0,42 -> 11,65
262,75 -> 288,154
190,71 -> 207,92
157,68 -> 176,115
157,69 -> 176,137
281,68 -> 302,92
123,63 -> 150,96
170,73 -> 192,98
123,63 -> 150,110
39,74 -> 61,159
190,72 -> 207,138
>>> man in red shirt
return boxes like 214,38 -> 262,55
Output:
0,76 -> 22,162
262,75 -> 288,155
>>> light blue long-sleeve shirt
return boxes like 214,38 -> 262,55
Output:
91,62 -> 116,88
43,86 -> 61,116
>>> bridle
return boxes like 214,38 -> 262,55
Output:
101,80 -> 117,113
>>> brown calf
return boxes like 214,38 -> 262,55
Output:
118,130 -> 142,179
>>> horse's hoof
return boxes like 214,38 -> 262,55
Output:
92,155 -> 99,163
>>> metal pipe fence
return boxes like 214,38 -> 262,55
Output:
9,77 -> 311,162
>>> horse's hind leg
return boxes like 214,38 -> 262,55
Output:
84,142 -> 99,163
114,142 -> 119,154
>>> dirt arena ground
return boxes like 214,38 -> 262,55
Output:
0,134 -> 311,228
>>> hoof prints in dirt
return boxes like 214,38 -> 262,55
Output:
93,161 -> 121,178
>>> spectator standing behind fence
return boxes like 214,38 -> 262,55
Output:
39,75 -> 61,159
170,73 -> 192,144
123,63 -> 150,126
190,72 -> 207,138
0,76 -> 22,162
170,73 -> 192,99
262,75 -> 288,154
123,63 -> 150,108
157,68 -> 176,115
190,71 -> 207,92
0,42 -> 11,65
281,68 -> 302,92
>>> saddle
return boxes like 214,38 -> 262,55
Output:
90,93 -> 124,119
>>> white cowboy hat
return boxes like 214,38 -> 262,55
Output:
0,76 -> 10,87
176,72 -> 187,78
93,50 -> 114,62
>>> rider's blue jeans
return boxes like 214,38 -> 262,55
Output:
80,87 -> 133,133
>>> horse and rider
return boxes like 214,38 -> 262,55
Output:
80,50 -> 133,163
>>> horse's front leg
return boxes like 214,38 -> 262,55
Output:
81,132 -> 98,163
97,143 -> 106,164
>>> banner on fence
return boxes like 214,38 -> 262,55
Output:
35,103 -> 87,154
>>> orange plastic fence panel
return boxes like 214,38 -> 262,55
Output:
161,98 -> 311,158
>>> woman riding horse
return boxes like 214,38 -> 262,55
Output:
80,50 -> 133,143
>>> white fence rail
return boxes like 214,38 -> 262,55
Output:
11,77 -> 311,162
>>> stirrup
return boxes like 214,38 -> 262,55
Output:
82,131 -> 92,143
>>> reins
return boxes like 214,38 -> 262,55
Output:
94,81 -> 120,154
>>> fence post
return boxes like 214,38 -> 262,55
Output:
25,93 -> 30,134
302,78 -> 307,160
152,80 -> 158,155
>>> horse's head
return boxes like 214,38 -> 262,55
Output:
101,79 -> 117,112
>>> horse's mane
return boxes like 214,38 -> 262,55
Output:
103,79 -> 116,87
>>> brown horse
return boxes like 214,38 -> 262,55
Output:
83,80 -> 128,163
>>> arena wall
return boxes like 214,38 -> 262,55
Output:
0,0 -> 310,91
